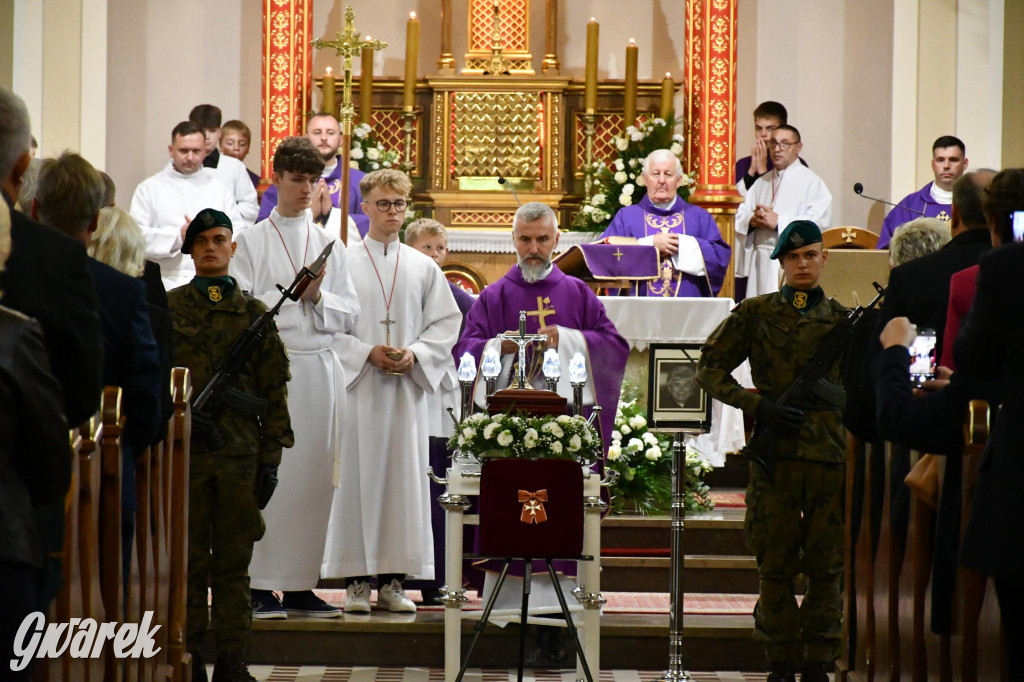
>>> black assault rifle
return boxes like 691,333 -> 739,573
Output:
743,282 -> 886,473
191,241 -> 335,449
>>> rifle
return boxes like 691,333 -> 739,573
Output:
743,282 -> 886,473
191,241 -> 335,449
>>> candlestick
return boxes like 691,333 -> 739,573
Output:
624,39 -> 638,130
321,67 -> 336,116
584,18 -> 599,113
403,12 -> 420,112
360,38 -> 374,125
661,72 -> 674,119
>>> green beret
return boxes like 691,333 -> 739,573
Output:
770,220 -> 823,260
182,208 -> 233,254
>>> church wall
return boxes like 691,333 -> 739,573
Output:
1001,0 -> 1024,166
0,3 -> 14,90
105,0 -> 261,203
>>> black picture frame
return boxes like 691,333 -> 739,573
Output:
646,343 -> 712,432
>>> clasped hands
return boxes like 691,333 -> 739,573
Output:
750,204 -> 779,229
369,345 -> 415,374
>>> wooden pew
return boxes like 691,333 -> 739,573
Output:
165,368 -> 193,682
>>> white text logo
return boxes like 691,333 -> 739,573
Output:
10,611 -> 161,672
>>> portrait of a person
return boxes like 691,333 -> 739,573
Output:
658,361 -> 702,410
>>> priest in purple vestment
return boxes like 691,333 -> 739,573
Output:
455,202 -> 628,449
602,149 -> 731,297
257,113 -> 369,236
876,135 -> 968,249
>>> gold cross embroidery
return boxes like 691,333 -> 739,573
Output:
937,210 -> 951,222
612,248 -> 624,262
526,296 -> 556,327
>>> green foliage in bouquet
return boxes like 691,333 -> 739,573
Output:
607,383 -> 714,515
449,411 -> 601,462
348,122 -> 400,173
572,116 -> 695,232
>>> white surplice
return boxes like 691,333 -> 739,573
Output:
212,153 -> 259,227
323,238 -> 461,580
129,163 -> 244,290
230,209 -> 359,591
734,162 -> 832,297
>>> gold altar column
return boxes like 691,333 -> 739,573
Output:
261,0 -> 313,184
438,0 -> 455,74
541,0 -> 560,75
685,0 -> 741,300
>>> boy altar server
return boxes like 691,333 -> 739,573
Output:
323,169 -> 461,613
231,136 -> 359,619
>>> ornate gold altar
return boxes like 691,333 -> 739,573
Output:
265,0 -> 741,295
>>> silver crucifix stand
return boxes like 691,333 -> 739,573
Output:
496,311 -> 547,388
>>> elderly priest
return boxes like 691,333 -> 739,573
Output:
455,202 -> 629,446
601,148 -> 731,297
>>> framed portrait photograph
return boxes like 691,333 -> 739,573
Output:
646,343 -> 712,432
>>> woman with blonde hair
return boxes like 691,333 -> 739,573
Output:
89,206 -> 146,277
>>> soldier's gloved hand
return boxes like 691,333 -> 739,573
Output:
755,399 -> 805,434
256,463 -> 279,510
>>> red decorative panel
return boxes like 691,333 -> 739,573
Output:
468,0 -> 529,52
360,109 -> 421,176
572,112 -> 652,176
262,0 -> 313,180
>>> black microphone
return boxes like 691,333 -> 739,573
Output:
497,176 -> 522,206
853,182 -> 925,216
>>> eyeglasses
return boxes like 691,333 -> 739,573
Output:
373,199 -> 409,213
767,140 -> 797,151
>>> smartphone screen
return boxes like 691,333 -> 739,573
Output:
908,329 -> 937,386
1013,211 -> 1024,243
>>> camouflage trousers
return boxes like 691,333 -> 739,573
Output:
745,459 -> 845,666
186,453 -> 264,654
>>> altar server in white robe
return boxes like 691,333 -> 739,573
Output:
230,136 -> 359,619
130,121 -> 243,290
323,169 -> 461,613
735,124 -> 832,298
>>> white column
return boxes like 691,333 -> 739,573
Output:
12,0 -> 43,143
80,0 -> 107,168
890,0 -> 919,202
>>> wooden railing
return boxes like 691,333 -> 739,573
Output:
837,401 -> 1007,681
35,369 -> 193,682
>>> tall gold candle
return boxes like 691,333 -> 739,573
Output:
403,12 -> 420,112
660,72 -> 674,119
584,18 -> 599,113
623,39 -> 638,129
360,37 -> 374,125
322,66 -> 336,116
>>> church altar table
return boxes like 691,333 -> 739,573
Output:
440,458 -> 604,682
598,296 -> 749,468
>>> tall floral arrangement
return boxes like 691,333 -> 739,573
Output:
348,122 -> 400,173
606,383 -> 713,515
572,116 -> 695,232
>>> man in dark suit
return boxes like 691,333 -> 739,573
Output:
33,150 -> 162,583
0,86 -> 103,427
953,169 -> 1024,672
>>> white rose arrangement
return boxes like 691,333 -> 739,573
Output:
450,411 -> 601,463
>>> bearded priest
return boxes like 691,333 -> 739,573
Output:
601,149 -> 731,297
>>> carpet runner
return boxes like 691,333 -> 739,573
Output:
310,590 -> 756,615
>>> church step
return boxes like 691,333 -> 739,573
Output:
600,555 -> 759,594
247,611 -> 765,672
602,509 -> 750,557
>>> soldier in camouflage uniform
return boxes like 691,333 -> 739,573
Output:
696,220 -> 846,682
168,208 -> 293,682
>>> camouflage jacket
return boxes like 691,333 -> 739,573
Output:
168,283 -> 294,464
696,291 -> 848,463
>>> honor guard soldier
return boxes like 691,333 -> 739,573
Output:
696,220 -> 847,682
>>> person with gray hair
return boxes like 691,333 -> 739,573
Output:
0,85 -> 103,427
453,202 -> 628,655
601,148 -> 730,297
888,217 -> 950,268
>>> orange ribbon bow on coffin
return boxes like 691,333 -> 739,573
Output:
518,489 -> 549,524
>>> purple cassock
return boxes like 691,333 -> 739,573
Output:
601,195 -> 731,297
257,155 -> 369,236
454,265 -> 629,450
875,182 -> 952,249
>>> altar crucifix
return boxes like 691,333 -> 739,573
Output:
312,6 -> 387,244
496,311 -> 548,389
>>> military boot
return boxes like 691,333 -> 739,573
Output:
767,663 -> 796,682
801,661 -> 830,682
191,653 -> 208,682
211,652 -> 256,682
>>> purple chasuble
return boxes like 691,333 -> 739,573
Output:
454,265 -> 628,449
876,182 -> 952,249
257,155 -> 369,236
601,195 -> 731,297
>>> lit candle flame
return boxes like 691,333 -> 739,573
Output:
325,66 -> 333,76
629,38 -> 636,46
409,11 -> 416,19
